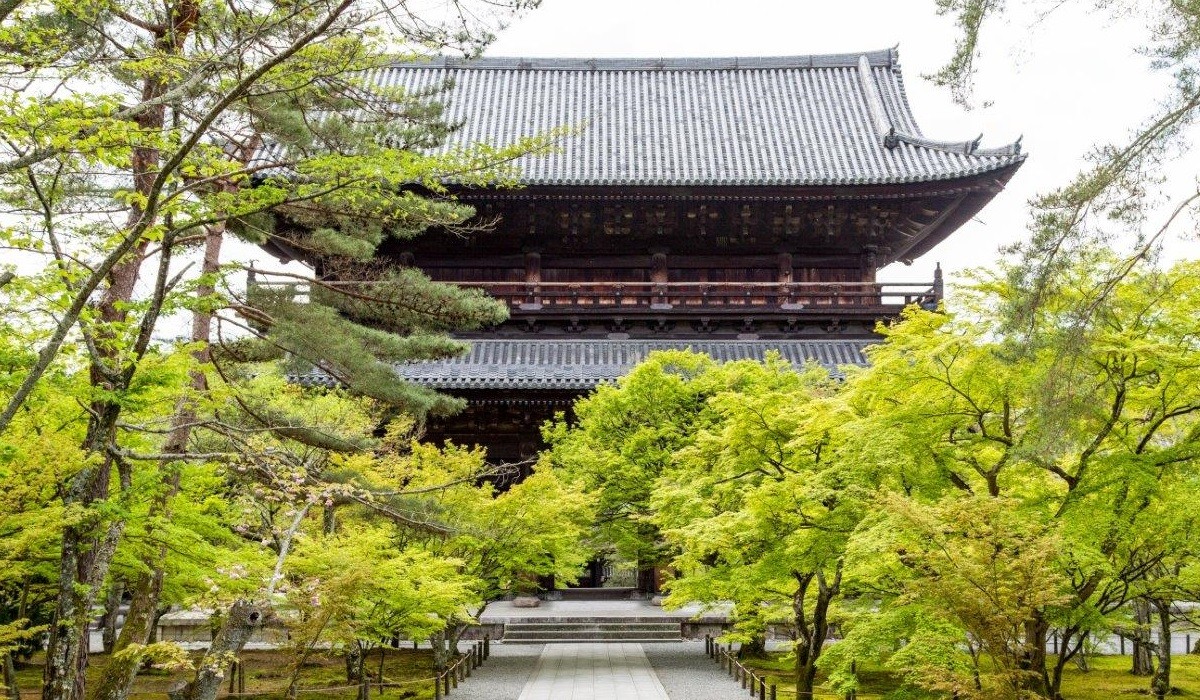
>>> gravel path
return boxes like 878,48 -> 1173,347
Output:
643,642 -> 750,700
443,643 -> 544,700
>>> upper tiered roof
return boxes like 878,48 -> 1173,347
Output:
362,48 -> 1023,188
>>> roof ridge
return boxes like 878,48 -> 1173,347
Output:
393,50 -> 898,71
855,55 -> 1022,158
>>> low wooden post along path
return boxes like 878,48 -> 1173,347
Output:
706,635 -> 777,700
434,637 -> 490,699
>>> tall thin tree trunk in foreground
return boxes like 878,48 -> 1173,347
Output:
3,652 -> 20,700
89,223 -> 225,700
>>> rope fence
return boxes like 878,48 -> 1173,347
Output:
433,636 -> 490,700
705,635 -> 777,700
190,635 -> 493,699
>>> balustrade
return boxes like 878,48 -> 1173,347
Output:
451,280 -> 939,313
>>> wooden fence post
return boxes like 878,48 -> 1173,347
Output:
435,672 -> 442,700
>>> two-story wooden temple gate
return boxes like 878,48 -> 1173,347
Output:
276,49 -> 1025,596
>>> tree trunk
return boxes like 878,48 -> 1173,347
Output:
3,652 -> 20,700
42,3 -> 199,693
346,644 -> 364,683
150,607 -> 169,644
792,563 -> 842,700
43,435 -> 128,700
88,217 -> 226,700
177,600 -> 268,700
1017,615 -> 1053,698
1132,600 -> 1155,676
354,642 -> 370,700
100,580 -> 123,654
1149,600 -> 1172,700
88,567 -> 165,700
430,631 -> 450,672
377,646 -> 386,694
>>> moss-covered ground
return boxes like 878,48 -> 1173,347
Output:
734,653 -> 1200,699
11,647 -> 443,699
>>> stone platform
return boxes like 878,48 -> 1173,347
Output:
476,600 -> 732,642
482,600 -> 730,622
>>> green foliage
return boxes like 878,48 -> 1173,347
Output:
551,256 -> 1200,700
545,350 -> 721,563
932,0 -> 1200,334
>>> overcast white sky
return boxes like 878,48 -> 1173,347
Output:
185,0 -> 1197,339
468,0 -> 1191,287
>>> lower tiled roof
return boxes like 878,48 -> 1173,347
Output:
293,339 -> 873,391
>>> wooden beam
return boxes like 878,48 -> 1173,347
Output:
889,193 -> 968,264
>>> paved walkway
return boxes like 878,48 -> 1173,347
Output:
450,642 -> 744,700
518,643 -> 668,700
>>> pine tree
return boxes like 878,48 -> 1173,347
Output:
0,2 -> 546,699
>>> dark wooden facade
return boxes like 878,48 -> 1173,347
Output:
400,168 -> 1020,464
382,174 -> 1017,341
273,51 -> 1025,470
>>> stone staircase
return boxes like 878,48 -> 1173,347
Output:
503,619 -> 682,644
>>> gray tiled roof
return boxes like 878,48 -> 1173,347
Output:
292,339 -> 873,391
350,48 -> 1023,187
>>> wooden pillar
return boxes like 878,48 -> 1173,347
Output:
861,245 -> 877,283
651,252 -> 668,283
651,251 -> 669,307
523,251 -> 541,308
776,253 -> 793,283
524,251 -> 541,283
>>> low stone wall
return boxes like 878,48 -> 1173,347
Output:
156,609 -> 288,648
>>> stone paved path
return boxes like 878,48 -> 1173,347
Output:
518,643 -> 669,700
450,642 -> 744,700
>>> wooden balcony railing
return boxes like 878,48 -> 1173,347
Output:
448,281 -> 941,313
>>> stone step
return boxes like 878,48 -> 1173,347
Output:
505,622 -> 679,632
555,587 -> 639,601
502,620 -> 682,643
506,637 -> 682,644
494,616 -> 688,624
505,631 -> 681,642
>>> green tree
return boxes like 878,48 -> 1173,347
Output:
550,351 -> 863,699
652,357 -> 855,699
0,1 -> 547,698
830,258 -> 1200,700
544,351 -> 721,585
931,0 -> 1200,333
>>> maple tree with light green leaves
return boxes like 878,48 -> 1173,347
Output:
548,258 -> 1200,700
0,0 -> 584,698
